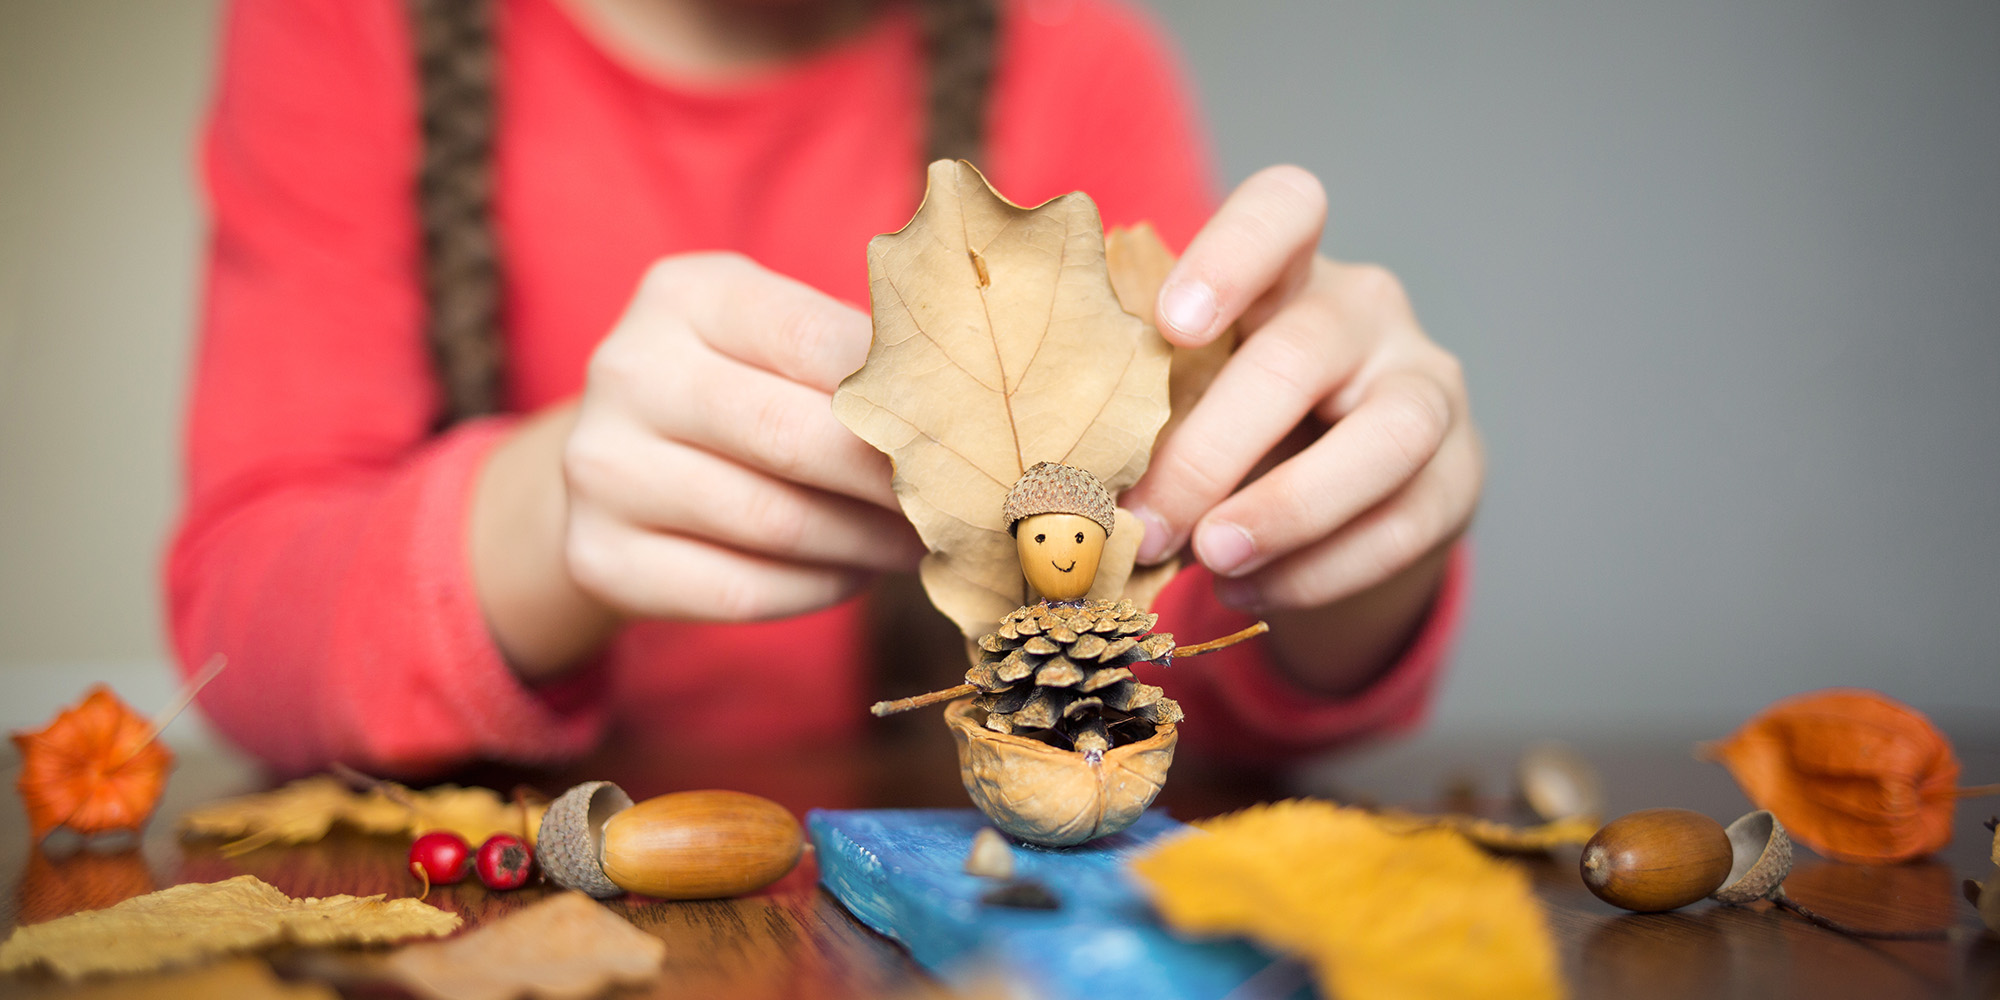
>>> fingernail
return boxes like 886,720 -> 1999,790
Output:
1131,506 -> 1173,565
1216,578 -> 1262,610
1158,280 -> 1217,339
1194,521 -> 1257,577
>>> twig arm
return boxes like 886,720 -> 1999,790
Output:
870,684 -> 976,717
1175,621 -> 1270,658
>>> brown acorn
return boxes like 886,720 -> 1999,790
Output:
1580,808 -> 1733,912
537,782 -> 802,899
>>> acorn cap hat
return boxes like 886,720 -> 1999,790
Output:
1003,462 -> 1116,537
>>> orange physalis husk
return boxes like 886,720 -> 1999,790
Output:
12,685 -> 175,841
1704,688 -> 1958,864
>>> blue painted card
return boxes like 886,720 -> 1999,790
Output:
807,808 -> 1302,1000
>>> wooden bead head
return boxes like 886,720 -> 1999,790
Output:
1015,513 -> 1107,601
1004,462 -> 1116,601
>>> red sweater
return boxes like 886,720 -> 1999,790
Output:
173,0 -> 1463,775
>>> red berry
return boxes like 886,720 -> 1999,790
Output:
408,831 -> 473,887
476,833 -> 535,890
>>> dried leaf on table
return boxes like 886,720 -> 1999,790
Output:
1702,688 -> 1959,863
1102,223 -> 1236,609
1970,867 -> 2000,935
180,775 -> 546,853
381,892 -> 664,1000
12,686 -> 174,841
5,958 -> 338,1000
0,875 -> 459,980
1371,809 -> 1598,853
1129,800 -> 1563,1000
833,160 -> 1173,641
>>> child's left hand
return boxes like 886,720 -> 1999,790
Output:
1122,166 -> 1483,615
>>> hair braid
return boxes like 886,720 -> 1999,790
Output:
410,0 -> 503,425
409,0 -> 997,427
918,0 -> 998,164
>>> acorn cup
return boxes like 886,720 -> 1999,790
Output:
537,782 -> 802,899
1711,810 -> 1792,905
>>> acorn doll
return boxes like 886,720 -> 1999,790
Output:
870,463 -> 1266,846
832,161 -> 1262,845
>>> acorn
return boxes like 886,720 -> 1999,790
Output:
1710,810 -> 1793,905
536,782 -> 803,899
1580,808 -> 1733,912
1515,741 -> 1603,822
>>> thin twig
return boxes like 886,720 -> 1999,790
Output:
1770,889 -> 1952,941
1954,783 -> 2000,798
870,684 -> 977,717
1175,621 -> 1270,657
331,761 -> 423,814
139,654 -> 227,748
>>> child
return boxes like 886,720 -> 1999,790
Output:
172,0 -> 1479,774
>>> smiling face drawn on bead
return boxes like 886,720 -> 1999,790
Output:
1014,512 -> 1107,601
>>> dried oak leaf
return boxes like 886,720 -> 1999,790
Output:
3,958 -> 339,1000
1129,800 -> 1563,1000
180,775 -> 546,854
1371,810 -> 1598,854
1969,861 -> 2000,936
0,875 -> 459,980
381,892 -> 665,1000
13,685 -> 173,841
1704,688 -> 1959,864
1102,223 -> 1236,610
833,160 -> 1172,640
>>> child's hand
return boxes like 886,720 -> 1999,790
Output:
561,253 -> 924,622
1123,166 -> 1483,614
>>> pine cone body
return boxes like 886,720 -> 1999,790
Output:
965,599 -> 1184,755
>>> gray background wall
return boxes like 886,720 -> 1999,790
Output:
1,0 -> 1994,749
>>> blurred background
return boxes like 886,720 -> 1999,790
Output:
1,0 -> 1995,755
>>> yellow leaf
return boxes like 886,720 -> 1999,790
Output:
834,160 -> 1173,640
1129,800 -> 1564,1000
382,892 -> 665,1000
179,776 -> 546,853
0,875 -> 459,980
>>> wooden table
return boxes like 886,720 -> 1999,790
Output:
4,719 -> 1997,999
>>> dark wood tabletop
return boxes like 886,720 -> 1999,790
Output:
4,718 -> 1997,999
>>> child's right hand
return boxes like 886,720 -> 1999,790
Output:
474,253 -> 922,678
564,252 -> 925,619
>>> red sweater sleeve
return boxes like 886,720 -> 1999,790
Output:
170,0 -> 602,774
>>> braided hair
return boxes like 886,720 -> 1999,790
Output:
408,0 -> 998,426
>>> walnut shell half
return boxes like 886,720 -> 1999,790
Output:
944,697 -> 1176,847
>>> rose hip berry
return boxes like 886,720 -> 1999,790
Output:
408,830 -> 473,889
476,833 -> 535,890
